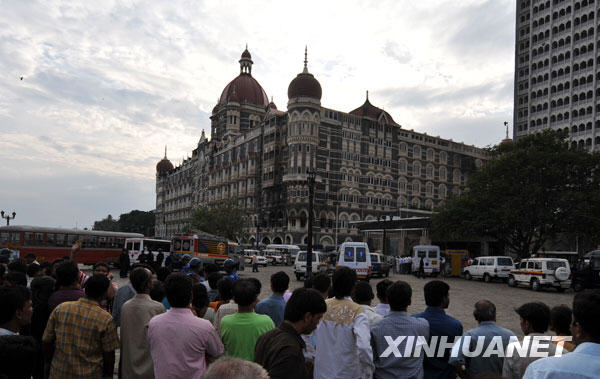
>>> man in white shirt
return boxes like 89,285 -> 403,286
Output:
314,267 -> 373,379
352,281 -> 382,328
0,286 -> 33,335
374,279 -> 392,317
503,302 -> 557,379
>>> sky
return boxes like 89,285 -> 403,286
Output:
0,0 -> 516,229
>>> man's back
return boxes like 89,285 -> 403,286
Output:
412,307 -> 463,379
524,342 -> 600,379
121,294 -> 166,379
449,321 -> 516,378
255,294 -> 286,326
148,308 -> 224,379
372,311 -> 430,379
220,312 -> 274,361
42,298 -> 119,378
314,298 -> 374,379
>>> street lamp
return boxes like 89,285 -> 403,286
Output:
1,211 -> 16,226
306,169 -> 316,281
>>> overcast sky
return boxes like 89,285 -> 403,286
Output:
0,0 -> 515,229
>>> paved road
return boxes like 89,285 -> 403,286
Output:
105,264 -> 575,336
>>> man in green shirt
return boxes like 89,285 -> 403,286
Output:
220,279 -> 274,360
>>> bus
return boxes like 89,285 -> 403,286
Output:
124,237 -> 171,264
171,233 -> 230,267
0,225 -> 143,265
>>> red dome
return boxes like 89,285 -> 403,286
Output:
288,72 -> 322,100
219,74 -> 269,107
156,158 -> 174,174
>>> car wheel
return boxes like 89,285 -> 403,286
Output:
573,281 -> 584,292
296,274 -> 301,281
385,269 -> 390,277
465,271 -> 472,281
531,279 -> 540,292
483,273 -> 491,283
508,276 -> 516,287
556,287 -> 566,293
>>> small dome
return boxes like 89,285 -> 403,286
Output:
288,72 -> 322,100
287,47 -> 322,101
241,48 -> 251,59
156,158 -> 173,174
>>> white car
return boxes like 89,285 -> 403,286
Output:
463,256 -> 515,282
508,258 -> 571,292
295,251 -> 328,280
263,249 -> 283,265
243,250 -> 268,267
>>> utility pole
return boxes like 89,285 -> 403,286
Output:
0,211 -> 16,226
306,169 -> 316,281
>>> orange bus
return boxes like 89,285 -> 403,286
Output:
171,233 -> 230,266
0,225 -> 143,265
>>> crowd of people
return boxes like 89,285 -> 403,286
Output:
1,244 -> 600,379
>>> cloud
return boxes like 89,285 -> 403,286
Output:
383,41 -> 412,64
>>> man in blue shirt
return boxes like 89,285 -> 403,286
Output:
449,300 -> 515,378
413,280 -> 463,379
256,271 -> 289,326
371,281 -> 430,379
524,290 -> 600,379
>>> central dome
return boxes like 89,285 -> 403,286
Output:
217,48 -> 269,108
219,75 -> 269,107
287,47 -> 322,100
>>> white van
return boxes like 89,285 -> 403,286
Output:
411,245 -> 441,276
124,237 -> 171,264
336,242 -> 372,280
295,251 -> 328,280
463,256 -> 515,282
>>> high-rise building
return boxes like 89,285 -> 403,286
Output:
155,48 -> 488,246
513,0 -> 599,150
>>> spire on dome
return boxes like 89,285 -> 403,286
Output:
366,90 -> 369,101
303,45 -> 308,73
504,121 -> 509,139
164,145 -> 167,158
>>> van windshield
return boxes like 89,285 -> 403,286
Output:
497,258 -> 513,266
417,251 -> 426,258
357,247 -> 367,262
344,247 -> 354,262
297,252 -> 316,262
427,251 -> 437,258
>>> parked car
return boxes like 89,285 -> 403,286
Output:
370,253 -> 391,277
243,249 -> 268,267
295,251 -> 328,280
463,256 -> 514,282
508,258 -> 571,292
572,250 -> 600,291
263,249 -> 283,265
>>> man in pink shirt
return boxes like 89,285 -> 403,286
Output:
148,273 -> 224,379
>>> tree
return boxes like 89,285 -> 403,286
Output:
92,210 -> 155,236
189,199 -> 249,241
92,215 -> 119,231
118,210 -> 154,235
432,129 -> 600,258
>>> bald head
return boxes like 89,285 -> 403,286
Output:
203,357 -> 268,379
474,300 -> 496,322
